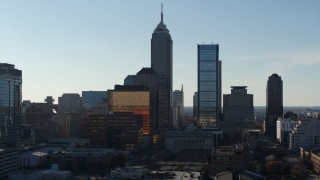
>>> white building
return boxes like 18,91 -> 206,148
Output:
290,118 -> 320,151
276,118 -> 296,143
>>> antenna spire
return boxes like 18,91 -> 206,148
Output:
161,3 -> 163,22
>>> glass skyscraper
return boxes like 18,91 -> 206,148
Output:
197,44 -> 220,128
151,6 -> 173,132
0,63 -> 22,147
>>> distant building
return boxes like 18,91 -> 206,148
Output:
151,6 -> 173,132
165,127 -> 222,153
173,86 -> 184,128
290,118 -> 320,151
82,91 -> 107,109
197,44 -> 221,128
276,118 -> 296,148
211,145 -> 249,175
0,63 -> 22,147
58,93 -> 82,114
220,86 -> 255,141
284,111 -> 297,121
193,92 -> 198,122
266,74 -> 283,139
89,113 -> 143,150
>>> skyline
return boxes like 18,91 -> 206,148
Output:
1,1 -> 319,106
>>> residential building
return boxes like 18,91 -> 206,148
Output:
197,44 -> 221,128
266,73 -> 283,139
173,86 -> 184,128
290,118 -> 320,152
276,118 -> 296,148
0,63 -> 22,147
151,5 -> 173,132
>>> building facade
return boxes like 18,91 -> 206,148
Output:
108,85 -> 150,135
82,91 -> 107,109
197,44 -> 221,128
58,93 -> 82,114
220,86 -> 255,141
89,113 -> 143,150
0,63 -> 22,147
172,86 -> 184,128
0,148 -> 19,179
266,74 -> 283,139
151,7 -> 173,132
276,118 -> 296,148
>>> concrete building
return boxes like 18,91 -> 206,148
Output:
58,93 -> 82,114
197,44 -> 221,128
82,91 -> 107,109
151,6 -> 173,132
276,118 -> 296,148
290,118 -> 320,152
300,148 -> 320,174
173,86 -> 184,128
0,63 -> 22,147
165,127 -> 222,153
220,86 -> 255,141
89,113 -> 143,150
211,145 -> 249,175
266,74 -> 283,139
0,148 -> 19,179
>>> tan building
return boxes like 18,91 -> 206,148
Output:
300,148 -> 320,174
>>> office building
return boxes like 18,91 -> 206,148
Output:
89,113 -> 143,150
197,44 -> 221,128
58,93 -> 82,114
124,68 -> 160,140
0,148 -> 19,179
82,91 -> 107,109
193,92 -> 198,122
0,63 -> 22,147
108,85 -> 150,135
220,86 -> 255,140
151,5 -> 173,132
173,86 -> 184,128
266,73 -> 283,139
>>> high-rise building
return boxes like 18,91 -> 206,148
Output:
220,86 -> 255,140
124,68 -> 160,138
172,86 -> 184,128
58,93 -> 82,114
0,63 -> 22,147
108,85 -> 150,135
197,44 -> 221,128
151,5 -> 173,132
82,91 -> 107,109
193,92 -> 198,123
266,73 -> 283,139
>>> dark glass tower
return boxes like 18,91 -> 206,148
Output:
151,5 -> 173,131
266,73 -> 283,139
0,63 -> 22,147
197,44 -> 220,128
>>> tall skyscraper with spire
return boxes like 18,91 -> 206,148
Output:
266,73 -> 283,139
151,4 -> 173,132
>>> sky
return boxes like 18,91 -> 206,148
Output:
0,0 -> 319,106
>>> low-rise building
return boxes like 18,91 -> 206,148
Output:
165,127 -> 222,153
211,145 -> 249,175
0,148 -> 19,179
300,148 -> 320,174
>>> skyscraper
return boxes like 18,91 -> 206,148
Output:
266,73 -> 283,139
197,44 -> 221,128
0,63 -> 22,147
173,85 -> 184,128
151,5 -> 173,132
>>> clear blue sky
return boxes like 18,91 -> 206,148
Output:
1,0 -> 319,106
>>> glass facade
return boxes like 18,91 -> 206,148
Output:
108,91 -> 150,135
0,63 -> 22,147
198,44 -> 219,128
